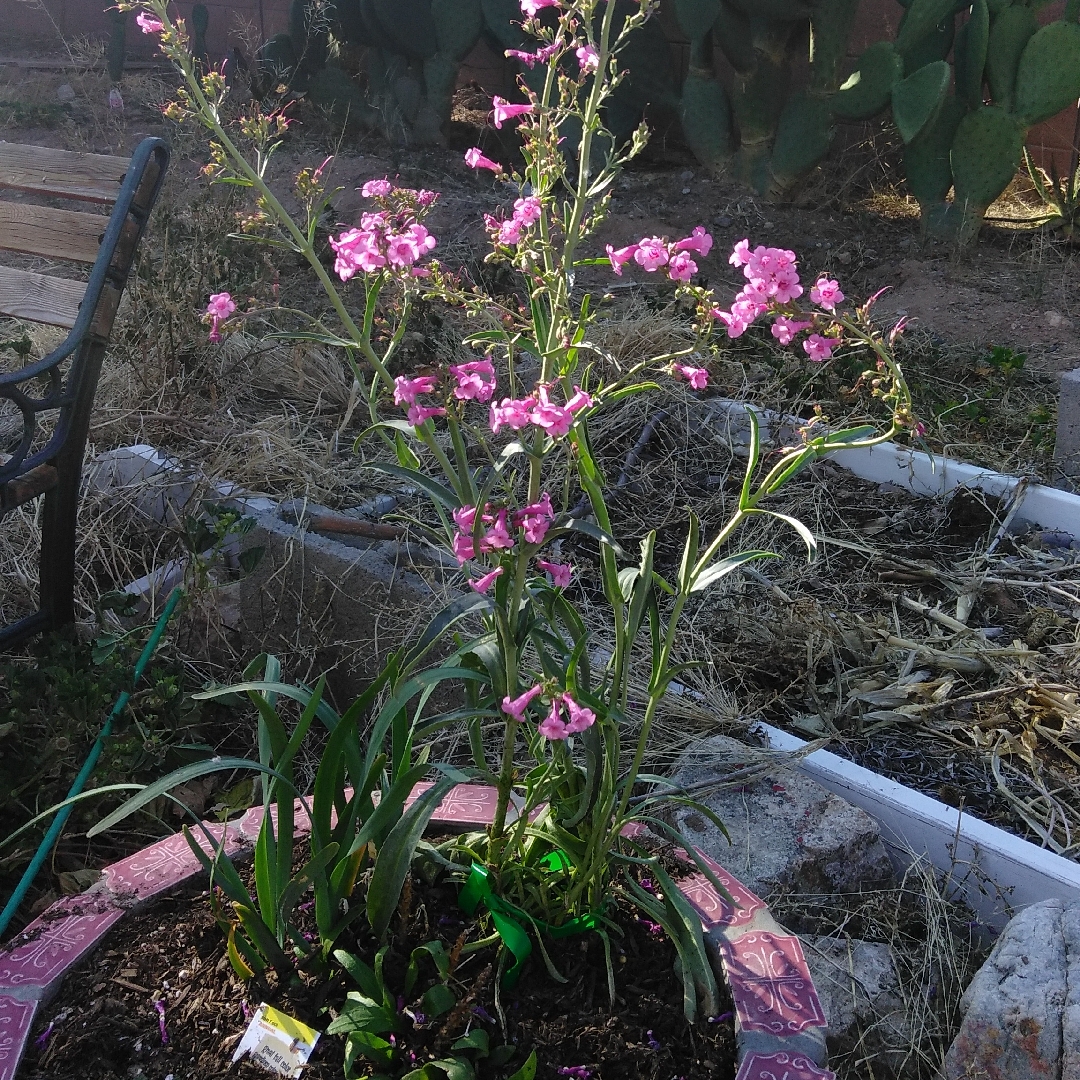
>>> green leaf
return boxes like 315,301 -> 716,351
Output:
86,758 -> 296,837
451,1029 -> 489,1055
328,993 -> 401,1036
369,461 -> 460,510
368,778 -> 458,939
751,509 -> 817,559
560,517 -> 627,558
401,596 -> 495,675
334,949 -> 384,1001
617,567 -> 639,602
344,1030 -> 395,1072
421,981 -> 458,1018
507,1050 -> 538,1080
689,550 -> 778,594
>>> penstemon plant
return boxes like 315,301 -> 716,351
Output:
127,0 -> 917,1022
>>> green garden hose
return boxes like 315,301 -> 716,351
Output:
0,588 -> 184,939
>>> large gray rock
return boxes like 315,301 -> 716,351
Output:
667,736 -> 895,900
804,937 -> 913,1078
945,898 -> 1080,1080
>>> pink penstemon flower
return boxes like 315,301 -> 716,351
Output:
666,251 -> 697,282
465,147 -> 503,174
205,291 -> 236,342
490,396 -> 535,434
470,566 -> 504,594
407,403 -> 447,426
393,374 -> 438,405
606,244 -> 638,275
633,237 -> 669,272
674,226 -> 713,257
538,692 -> 596,740
505,42 -> 561,67
136,11 -> 164,34
770,316 -> 812,346
515,492 -> 555,544
803,333 -> 838,362
513,196 -> 542,226
531,385 -> 590,438
502,683 -> 543,721
576,44 -> 600,73
492,97 -> 534,129
361,177 -> 393,197
520,0 -> 560,13
481,508 -> 514,551
450,359 -> 497,402
810,277 -> 844,312
537,559 -> 572,588
673,364 -> 708,390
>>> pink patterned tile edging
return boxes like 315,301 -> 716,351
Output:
735,1050 -> 836,1080
721,932 -> 827,1036
0,995 -> 37,1080
0,782 -> 831,1077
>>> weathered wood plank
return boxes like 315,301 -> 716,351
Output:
0,144 -> 127,203
0,202 -> 105,263
1,464 -> 58,513
0,265 -> 84,328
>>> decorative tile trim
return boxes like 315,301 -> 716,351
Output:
722,932 -> 827,1036
0,995 -> 37,1080
0,782 -> 831,1076
735,1050 -> 836,1080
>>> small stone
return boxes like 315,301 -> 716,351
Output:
681,187 -> 691,195
56,82 -> 75,103
679,169 -> 695,181
763,220 -> 774,229
1045,309 -> 1073,329
713,214 -> 733,227
836,250 -> 852,265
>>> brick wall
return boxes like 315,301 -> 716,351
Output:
3,0 -> 1074,168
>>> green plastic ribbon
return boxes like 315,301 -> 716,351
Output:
458,858 -> 600,987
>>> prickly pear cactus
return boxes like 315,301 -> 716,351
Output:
903,92 -> 965,206
831,41 -> 902,120
191,3 -> 209,70
106,7 -> 127,83
952,0 -> 987,110
1013,21 -> 1080,127
985,4 -> 1037,111
891,59 -> 949,143
950,104 -> 1026,243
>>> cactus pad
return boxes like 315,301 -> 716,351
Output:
985,4 -> 1037,111
953,0 -> 988,110
769,93 -> 834,194
891,59 -> 949,143
951,104 -> 1025,217
726,0 -> 812,21
106,8 -> 127,82
713,1 -> 755,75
481,0 -> 529,49
431,0 -> 484,60
1013,21 -> 1080,127
901,12 -> 954,76
896,0 -> 957,59
903,92 -> 965,205
832,42 -> 902,119
808,0 -> 859,93
370,0 -> 437,59
673,0 -> 721,42
679,71 -> 733,172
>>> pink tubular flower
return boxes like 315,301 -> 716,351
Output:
505,42 -> 561,67
490,396 -> 535,434
673,364 -> 708,390
576,44 -> 600,73
810,277 -> 844,312
497,217 -> 524,246
417,189 -> 439,206
386,223 -> 437,267
729,239 -> 751,267
531,385 -> 587,438
470,566 -> 504,594
513,196 -> 542,226
407,403 -> 447,426
492,96 -> 534,129
361,178 -> 393,197
537,559 -> 572,588
393,374 -> 438,405
502,683 -> 543,721
481,508 -> 514,551
675,226 -> 713,257
206,291 -> 236,343
770,316 -> 812,346
803,334 -> 838,362
516,492 -> 554,544
606,243 -> 638,275
633,237 -> 669,272
136,11 -> 164,33
451,505 -> 479,564
329,228 -> 385,280
465,147 -> 503,174
538,692 -> 596,740
667,251 -> 697,282
450,359 -> 497,402
521,0 -> 560,13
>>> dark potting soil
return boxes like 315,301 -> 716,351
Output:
19,864 -> 736,1080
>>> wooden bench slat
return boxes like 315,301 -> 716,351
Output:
0,144 -> 127,203
0,265 -> 84,328
0,202 -> 106,263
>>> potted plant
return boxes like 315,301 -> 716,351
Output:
93,1 -> 917,1074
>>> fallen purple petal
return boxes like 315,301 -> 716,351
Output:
708,1011 -> 733,1023
154,1000 -> 168,1045
34,1022 -> 54,1050
557,1068 -> 593,1079
646,1030 -> 661,1051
